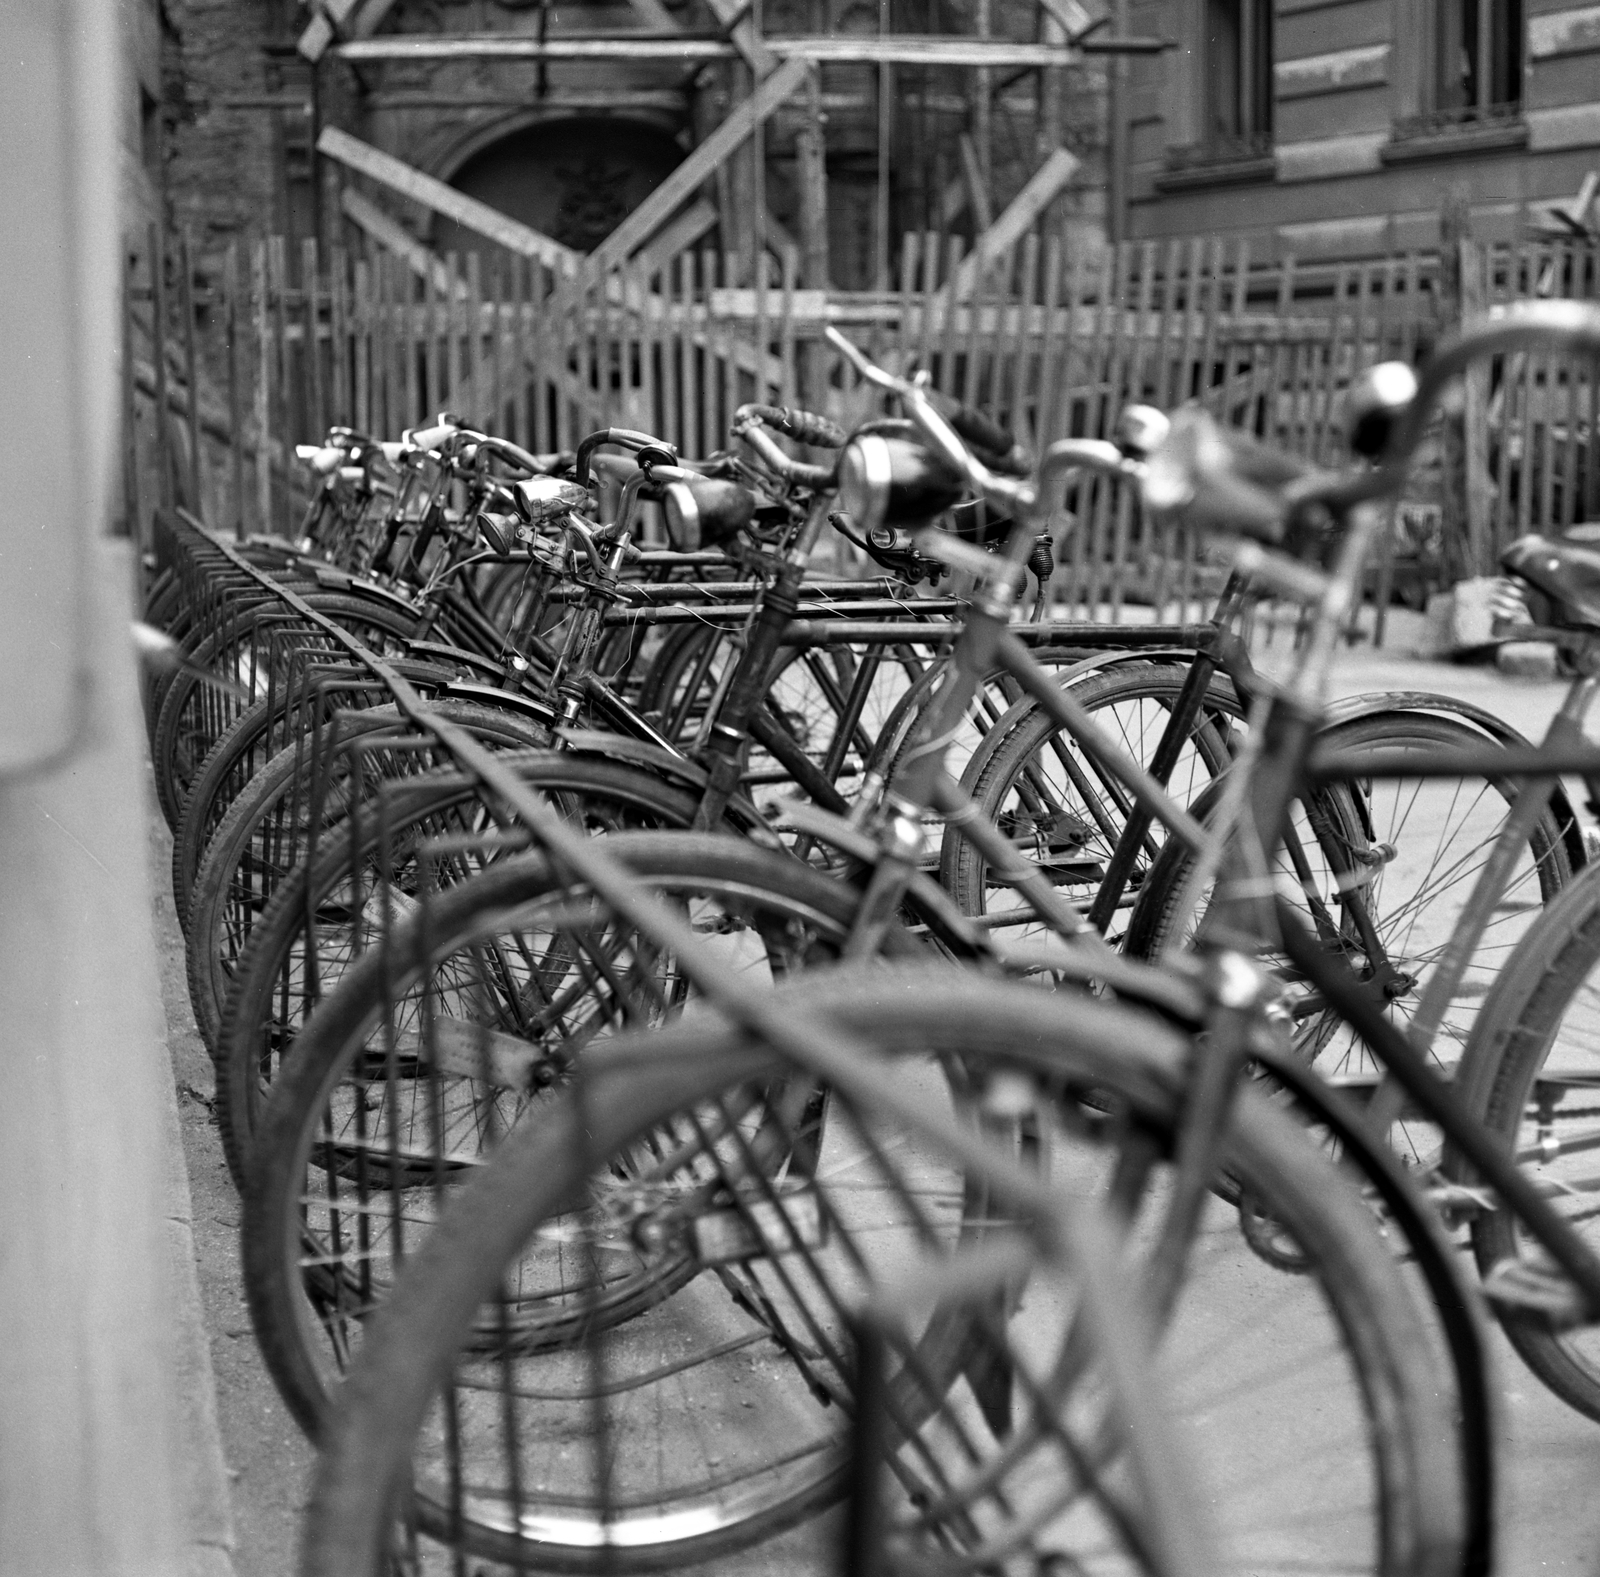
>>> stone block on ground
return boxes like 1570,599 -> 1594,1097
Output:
1496,640 -> 1560,679
1448,577 -> 1505,652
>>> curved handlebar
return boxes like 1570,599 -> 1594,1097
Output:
575,427 -> 675,486
730,410 -> 836,490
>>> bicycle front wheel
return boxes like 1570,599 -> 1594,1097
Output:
292,965 -> 1463,1577
1456,860 -> 1600,1420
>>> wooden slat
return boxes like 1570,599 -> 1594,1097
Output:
300,0 -> 401,60
951,148 -> 1080,300
637,200 -> 719,279
701,0 -> 776,73
592,58 -> 812,270
340,188 -> 465,298
319,127 -> 579,273
332,32 -> 1107,67
224,242 -> 244,539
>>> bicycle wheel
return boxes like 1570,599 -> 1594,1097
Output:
213,754 -> 706,1186
292,964 -> 1463,1577
151,593 -> 422,829
183,699 -> 551,1057
942,661 -> 1239,946
1128,708 -> 1574,1164
1455,861 -> 1600,1420
243,832 -> 925,1438
639,627 -> 931,810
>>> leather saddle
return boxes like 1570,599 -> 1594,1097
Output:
1501,534 -> 1600,631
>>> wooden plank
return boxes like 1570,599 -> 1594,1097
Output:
959,132 -> 993,231
179,229 -> 203,513
1034,233 -> 1070,447
318,126 -> 579,273
637,199 -> 719,277
269,236 -> 292,531
338,34 -> 740,63
701,0 -> 776,73
340,188 -> 466,298
951,148 -> 1080,299
223,243 -> 244,538
300,0 -> 400,60
774,34 -> 1097,65
332,33 -> 1101,67
329,243 -> 350,427
303,237 -> 325,445
591,57 -> 812,270
1460,239 -> 1493,569
352,256 -> 371,437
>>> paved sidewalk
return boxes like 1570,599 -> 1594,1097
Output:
151,793 -> 315,1577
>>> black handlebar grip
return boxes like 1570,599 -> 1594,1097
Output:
773,407 -> 848,449
946,405 -> 1015,458
736,404 -> 849,449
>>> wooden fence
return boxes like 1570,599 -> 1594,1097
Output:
122,220 -> 1600,624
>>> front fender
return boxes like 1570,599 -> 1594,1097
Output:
1321,690 -> 1585,872
553,728 -> 778,845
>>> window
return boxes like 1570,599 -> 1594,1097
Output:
1161,0 -> 1274,181
1393,0 -> 1524,143
1202,0 -> 1274,158
1438,0 -> 1523,121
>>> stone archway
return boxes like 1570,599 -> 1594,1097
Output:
431,116 -> 686,257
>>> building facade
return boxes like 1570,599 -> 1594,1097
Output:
1125,1 -> 1600,258
151,0 -> 1111,288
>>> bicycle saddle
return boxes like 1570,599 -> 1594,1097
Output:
1501,534 -> 1600,631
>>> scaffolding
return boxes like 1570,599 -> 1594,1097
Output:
298,0 -> 1161,294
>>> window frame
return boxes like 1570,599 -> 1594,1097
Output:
1386,0 -> 1528,160
1158,0 -> 1276,189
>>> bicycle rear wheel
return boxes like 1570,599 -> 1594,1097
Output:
293,965 -> 1463,1577
1127,708 -> 1573,1164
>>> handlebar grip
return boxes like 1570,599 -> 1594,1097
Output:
295,444 -> 345,476
409,421 -> 457,452
478,435 -> 548,476
736,404 -> 848,449
1145,408 -> 1308,544
944,404 -> 1029,476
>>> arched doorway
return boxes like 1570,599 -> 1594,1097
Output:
432,116 -> 685,256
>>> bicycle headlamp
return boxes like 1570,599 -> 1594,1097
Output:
1343,361 -> 1420,460
661,476 -> 757,551
515,476 -> 591,525
836,420 -> 965,535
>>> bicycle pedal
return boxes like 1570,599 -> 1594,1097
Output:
1481,1257 -> 1590,1327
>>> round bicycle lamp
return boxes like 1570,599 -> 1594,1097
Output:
661,476 -> 757,551
516,475 -> 592,525
836,420 -> 965,535
1344,361 -> 1420,460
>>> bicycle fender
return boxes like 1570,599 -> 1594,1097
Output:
1320,691 -> 1586,872
552,728 -> 778,844
955,648 -> 1206,792
439,681 -> 558,729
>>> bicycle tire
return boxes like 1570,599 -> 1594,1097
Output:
243,832 -> 924,1438
292,963 -> 1464,1577
212,754 -> 707,1186
942,661 -> 1239,942
1127,709 -> 1573,1161
151,593 -> 422,829
1455,859 -> 1600,1420
183,699 -> 550,1057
